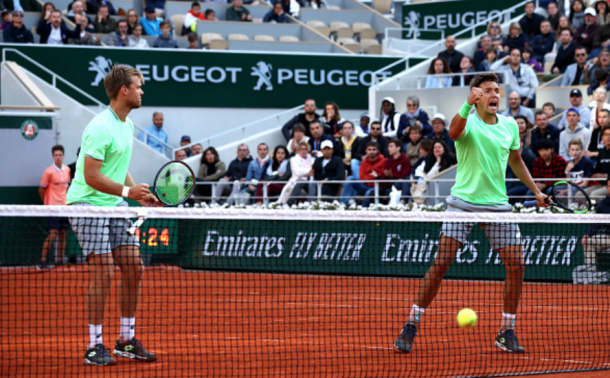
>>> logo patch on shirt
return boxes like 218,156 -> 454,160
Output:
505,136 -> 511,142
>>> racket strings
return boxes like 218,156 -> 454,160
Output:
552,184 -> 589,211
154,163 -> 195,206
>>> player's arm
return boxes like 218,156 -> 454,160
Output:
449,87 -> 483,141
38,187 -> 46,202
507,149 -> 548,207
124,171 -> 159,206
84,157 -> 150,200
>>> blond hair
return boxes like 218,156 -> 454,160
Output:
104,65 -> 145,101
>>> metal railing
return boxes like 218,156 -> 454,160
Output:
411,70 -> 511,89
384,28 -> 445,56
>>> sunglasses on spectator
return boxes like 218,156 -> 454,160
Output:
13,12 -> 24,17
305,104 -> 315,107
575,53 -> 587,57
238,149 -> 248,152
129,13 -> 137,16
371,127 -> 381,131
490,25 -> 500,29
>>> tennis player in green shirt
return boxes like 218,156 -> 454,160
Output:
394,73 -> 547,354
67,65 -> 158,366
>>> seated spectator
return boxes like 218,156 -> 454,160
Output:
478,48 -> 498,72
585,126 -> 610,201
255,146 -> 291,203
531,111 -> 561,157
281,142 -> 315,206
566,138 -> 595,188
397,96 -> 432,144
473,35 -> 492,69
339,121 -> 359,176
530,20 -> 555,62
153,21 -> 178,48
542,102 -> 557,119
139,112 -> 167,154
574,8 -> 599,54
306,0 -> 327,9
308,120 -> 343,158
69,11 -> 101,45
88,0 -> 117,15
522,47 -> 543,73
425,57 -> 453,88
281,99 -> 319,140
515,115 -> 534,150
552,29 -> 576,73
287,124 -> 309,156
558,89 -> 591,129
437,35 -> 464,73
264,2 -> 288,23
341,141 -> 385,205
106,19 -> 130,47
595,0 -> 610,26
321,101 -> 345,139
453,56 -> 475,86
3,10 -> 33,43
351,121 -> 389,179
411,140 -> 456,204
503,22 -> 529,53
379,97 -> 401,139
559,107 -> 592,160
301,140 -> 344,203
0,10 -> 11,31
590,87 -> 610,129
184,1 -> 205,35
187,34 -> 197,49
226,0 -> 252,22
581,180 -> 610,271
37,10 -> 81,45
519,1 -> 545,40
356,113 -> 370,136
411,138 -> 433,174
180,135 -> 192,157
93,4 -> 116,33
145,0 -> 165,14
212,144 -> 253,204
546,1 -> 562,31
527,139 -> 567,198
553,16 -> 575,52
244,143 -> 269,196
521,136 -> 537,173
68,0 -> 95,33
129,24 -> 149,48
405,124 -> 423,166
570,0 -> 586,30
588,69 -> 610,98
191,143 -> 203,156
561,45 -> 592,86
486,21 -> 505,45
126,9 -> 139,34
491,50 -> 539,108
586,48 -> 610,84
586,109 -> 610,159
426,113 -> 455,154
507,139 -> 536,204
140,5 -> 162,36
175,149 -> 187,161
362,138 -> 411,208
591,22 -> 610,58
502,91 -> 535,123
205,9 -> 217,21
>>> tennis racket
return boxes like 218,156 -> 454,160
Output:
127,160 -> 195,235
523,180 -> 592,214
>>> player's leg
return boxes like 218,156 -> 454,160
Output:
39,229 -> 58,269
56,230 -> 67,266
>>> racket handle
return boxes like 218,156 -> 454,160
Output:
127,217 -> 146,235
523,200 -> 538,208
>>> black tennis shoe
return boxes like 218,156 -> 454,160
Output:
394,322 -> 418,353
495,329 -> 525,353
84,344 -> 117,366
113,337 -> 157,362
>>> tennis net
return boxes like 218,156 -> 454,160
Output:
1,205 -> 610,377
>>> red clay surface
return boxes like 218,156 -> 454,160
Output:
1,266 -> 609,377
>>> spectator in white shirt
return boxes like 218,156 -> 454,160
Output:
491,48 -> 539,108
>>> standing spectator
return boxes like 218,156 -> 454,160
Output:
281,99 -> 319,140
405,124 -> 423,166
558,89 -> 591,129
37,10 -> 81,44
559,107 -> 592,160
527,138 -> 567,198
486,21 -> 505,44
339,121 -> 360,175
341,141 -> 385,205
205,9 -> 217,21
3,10 -> 33,43
175,149 -> 187,161
0,9 -> 11,31
280,142 -> 315,206
561,45 -> 591,86
106,19 -> 130,47
126,9 -> 139,34
519,1 -> 545,40
531,111 -> 561,156
244,143 -> 269,197
356,113 -> 370,136
437,35 -> 464,73
503,22 -> 529,52
473,35 -> 492,69
287,124 -> 309,155
153,20 -> 178,48
570,0 -> 587,30
397,96 -> 432,144
547,1 -> 562,31
93,4 -> 116,33
191,143 -> 203,156
552,29 -> 577,73
304,140 -> 345,203
426,113 -> 455,154
226,0 -> 252,22
501,91 -> 535,123
183,2 -> 205,35
586,126 -> 610,200
139,112 -> 167,154
581,181 -> 610,272
88,0 -> 117,15
521,47 -> 543,73
68,0 -> 95,33
351,121 -> 389,179
255,146 -> 291,203
565,138 -> 595,187
308,120 -> 342,158
574,8 -> 599,54
586,109 -> 610,159
491,50 -> 539,108
129,24 -> 149,48
140,5 -> 162,36
478,48 -> 498,72
379,97 -> 401,138
213,144 -> 253,204
590,87 -> 610,129
595,0 -> 610,26
321,101 -> 345,138
264,1 -> 288,23
425,57 -> 453,88
38,145 -> 70,269
530,20 -> 555,62
362,139 -> 411,208
453,56 -> 475,86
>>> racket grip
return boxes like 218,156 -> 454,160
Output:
127,217 -> 146,235
523,200 -> 538,208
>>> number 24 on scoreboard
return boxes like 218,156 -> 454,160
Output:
134,227 -> 170,247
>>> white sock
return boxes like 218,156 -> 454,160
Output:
407,304 -> 425,325
89,324 -> 103,348
120,317 -> 136,341
500,312 -> 516,331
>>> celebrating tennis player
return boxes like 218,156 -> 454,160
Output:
67,65 -> 158,366
394,73 -> 547,354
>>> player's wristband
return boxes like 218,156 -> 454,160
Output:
122,186 -> 130,198
459,101 -> 473,119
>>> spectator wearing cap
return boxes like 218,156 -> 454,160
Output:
180,135 -> 192,157
1,9 -> 11,31
519,1 -> 545,40
426,113 -> 455,154
140,5 -> 162,36
0,0 -> 41,11
557,89 -> 591,129
281,99 -> 320,141
184,1 -> 205,35
308,120 -> 343,159
397,96 -> 432,144
356,113 -> 370,136
437,35 -> 464,73
502,91 -> 535,124
351,121 -> 389,180
574,8 -> 599,53
153,20 -> 178,48
561,45 -> 592,86
341,141 -> 386,206
552,28 -> 577,73
491,49 -> 539,108
2,10 -> 32,43
559,107 -> 592,160
37,9 -> 81,44
139,111 -> 168,154
379,97 -> 401,139
226,0 -> 252,22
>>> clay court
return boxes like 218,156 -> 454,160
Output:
2,266 -> 609,377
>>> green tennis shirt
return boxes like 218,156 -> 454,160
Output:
67,108 -> 134,207
451,111 -> 520,205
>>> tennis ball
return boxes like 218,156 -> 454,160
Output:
457,308 -> 477,329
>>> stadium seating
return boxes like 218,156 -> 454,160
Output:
200,33 -> 229,50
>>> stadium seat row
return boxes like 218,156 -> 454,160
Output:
200,33 -> 300,50
306,20 -> 377,41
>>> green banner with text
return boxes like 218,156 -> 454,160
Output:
0,44 -> 405,109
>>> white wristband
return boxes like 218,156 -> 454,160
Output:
122,186 -> 130,198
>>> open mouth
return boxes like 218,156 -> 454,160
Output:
488,100 -> 498,109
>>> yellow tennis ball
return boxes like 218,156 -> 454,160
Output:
457,308 -> 477,329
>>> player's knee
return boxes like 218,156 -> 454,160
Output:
505,260 -> 525,277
